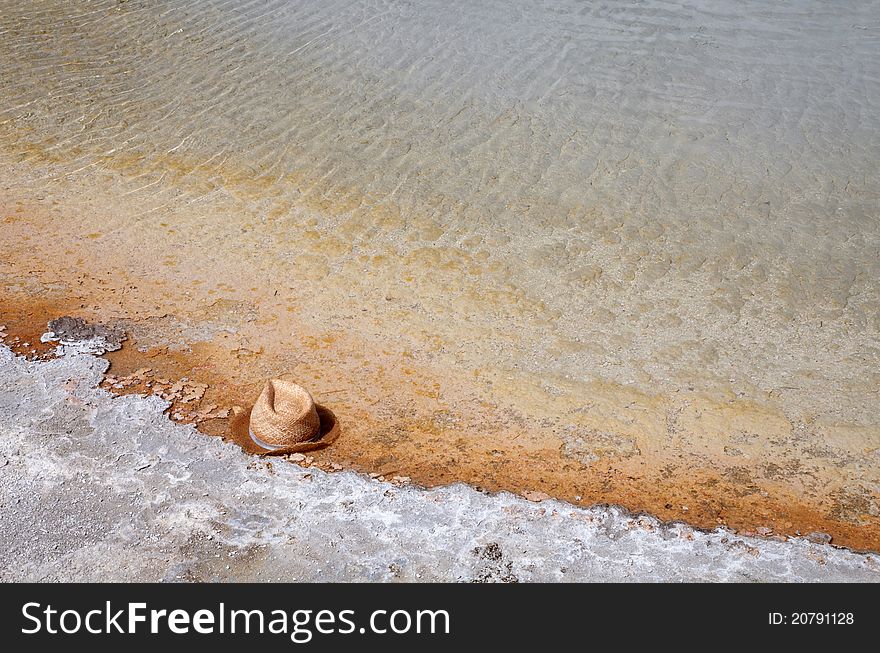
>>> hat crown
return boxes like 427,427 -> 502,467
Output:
249,379 -> 321,446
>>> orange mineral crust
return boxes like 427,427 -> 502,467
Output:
1,198 -> 877,552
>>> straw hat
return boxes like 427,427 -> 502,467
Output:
230,379 -> 340,455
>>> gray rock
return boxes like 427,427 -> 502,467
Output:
41,315 -> 126,355
806,532 -> 833,545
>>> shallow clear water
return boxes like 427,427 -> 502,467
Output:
1,0 -> 879,424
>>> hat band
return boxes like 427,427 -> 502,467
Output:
248,424 -> 286,451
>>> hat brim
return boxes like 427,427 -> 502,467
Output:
229,403 -> 340,456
